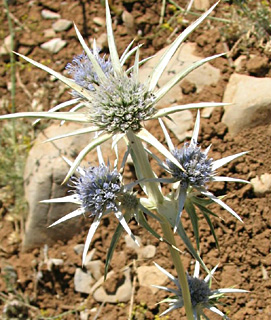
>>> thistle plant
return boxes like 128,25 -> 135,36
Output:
0,0 -> 249,319
153,261 -> 248,318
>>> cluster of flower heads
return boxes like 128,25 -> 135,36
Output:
166,143 -> 214,189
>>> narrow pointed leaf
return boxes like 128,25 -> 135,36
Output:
148,1 -> 219,91
0,111 -> 89,122
60,102 -> 86,126
194,260 -> 200,278
193,201 -> 219,218
44,126 -> 100,143
200,189 -> 243,222
212,176 -> 249,183
74,24 -> 107,83
63,132 -> 112,184
126,55 -> 154,74
133,48 -> 140,81
174,187 -> 187,233
15,52 -> 93,100
204,264 -> 219,283
144,147 -> 170,172
191,110 -> 200,147
154,53 -> 225,104
137,128 -> 185,172
62,156 -> 85,176
158,118 -> 174,152
212,151 -> 248,171
105,211 -> 130,279
41,195 -> 81,204
33,99 -> 80,125
204,144 -> 212,155
151,285 -> 180,295
49,208 -> 84,228
115,210 -> 139,246
154,263 -> 179,285
184,199 -> 199,249
120,39 -> 135,64
82,213 -> 103,265
202,209 -> 220,250
213,288 -> 249,294
152,102 -> 228,119
207,305 -> 225,318
105,0 -> 121,73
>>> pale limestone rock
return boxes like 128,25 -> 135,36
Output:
137,245 -> 156,259
85,260 -> 102,281
0,35 -> 16,59
74,268 -> 95,294
194,0 -> 210,10
23,122 -> 92,250
125,234 -> 142,249
164,110 -> 193,142
93,268 -> 132,302
43,28 -> 56,38
40,38 -> 67,53
222,73 -> 271,135
137,265 -> 167,294
93,17 -> 105,27
95,33 -> 108,50
139,42 -> 220,108
41,9 -> 61,20
251,173 -> 271,196
52,19 -> 72,32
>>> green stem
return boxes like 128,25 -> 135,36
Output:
168,0 -> 230,23
126,129 -> 194,320
3,0 -> 16,143
126,129 -> 164,205
158,211 -> 194,320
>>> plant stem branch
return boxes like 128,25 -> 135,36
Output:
127,129 -> 194,320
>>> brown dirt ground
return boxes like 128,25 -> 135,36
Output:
0,0 -> 271,319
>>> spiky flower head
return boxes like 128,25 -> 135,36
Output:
156,111 -> 248,232
153,261 -> 248,319
89,74 -> 156,133
187,275 -> 212,307
66,47 -> 113,94
73,165 -> 122,215
41,158 -> 140,265
166,143 -> 213,189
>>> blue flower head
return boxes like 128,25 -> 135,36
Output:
153,261 -> 248,318
41,158 -> 140,265
66,46 -> 113,93
74,165 -> 121,215
166,143 -> 213,189
157,111 -> 248,232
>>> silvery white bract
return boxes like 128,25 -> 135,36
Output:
40,154 -> 141,265
0,0 -> 226,184
154,111 -> 249,232
153,261 -> 248,319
